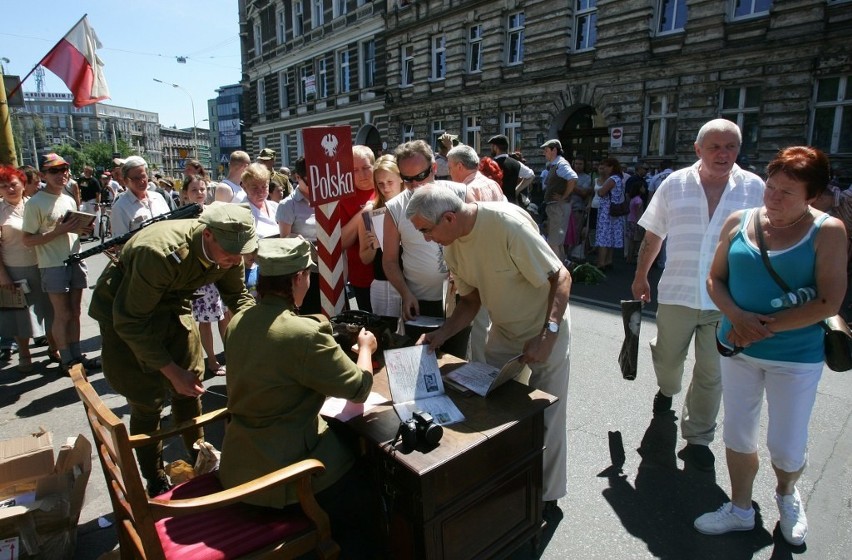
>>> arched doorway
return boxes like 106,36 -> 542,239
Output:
555,105 -> 609,168
355,124 -> 383,157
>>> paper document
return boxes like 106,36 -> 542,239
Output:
383,345 -> 464,425
404,316 -> 444,329
445,354 -> 526,397
320,392 -> 389,422
0,280 -> 29,309
363,207 -> 387,250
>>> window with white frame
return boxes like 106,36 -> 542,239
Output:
507,12 -> 525,65
299,64 -> 314,102
362,39 -> 376,88
293,1 -> 304,36
467,25 -> 483,73
253,20 -> 262,55
401,44 -> 414,87
334,0 -> 347,18
316,57 -> 328,98
278,70 -> 289,109
432,35 -> 446,80
657,0 -> 687,34
402,123 -> 415,143
811,75 -> 851,154
645,93 -> 678,156
257,78 -> 266,114
312,0 -> 324,27
575,1 -> 597,51
276,7 -> 286,44
258,135 -> 267,151
720,86 -> 761,154
280,132 -> 292,166
730,0 -> 771,20
502,111 -> 522,152
337,48 -> 351,93
431,121 -> 445,151
465,116 -> 481,153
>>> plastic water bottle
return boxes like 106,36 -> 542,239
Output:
770,287 -> 817,309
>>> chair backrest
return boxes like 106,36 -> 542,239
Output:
69,365 -> 167,560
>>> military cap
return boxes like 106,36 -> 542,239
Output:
257,148 -> 276,161
256,237 -> 314,277
199,202 -> 258,255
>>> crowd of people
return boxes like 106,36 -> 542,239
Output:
0,117 -> 848,554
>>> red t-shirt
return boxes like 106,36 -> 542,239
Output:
339,188 -> 375,288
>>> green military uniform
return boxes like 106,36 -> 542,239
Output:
219,239 -> 373,507
89,216 -> 255,486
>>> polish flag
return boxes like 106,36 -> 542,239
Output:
40,16 -> 110,108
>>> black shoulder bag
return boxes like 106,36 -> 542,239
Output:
754,210 -> 852,372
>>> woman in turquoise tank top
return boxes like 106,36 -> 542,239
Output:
694,147 -> 846,547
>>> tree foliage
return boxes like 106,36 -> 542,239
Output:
49,140 -> 136,175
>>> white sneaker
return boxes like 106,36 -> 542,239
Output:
776,487 -> 808,545
695,502 -> 755,535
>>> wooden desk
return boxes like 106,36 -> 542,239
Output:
337,357 -> 556,559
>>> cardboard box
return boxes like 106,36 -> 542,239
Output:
0,432 -> 92,560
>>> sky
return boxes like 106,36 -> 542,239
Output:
2,1 -> 242,130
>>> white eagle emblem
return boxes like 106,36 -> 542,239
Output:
320,133 -> 339,157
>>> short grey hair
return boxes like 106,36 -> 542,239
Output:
447,145 -> 479,170
405,185 -> 464,223
122,156 -> 147,178
695,118 -> 742,146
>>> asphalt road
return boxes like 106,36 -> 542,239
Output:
1,251 -> 850,559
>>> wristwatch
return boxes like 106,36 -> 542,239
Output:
544,321 -> 560,334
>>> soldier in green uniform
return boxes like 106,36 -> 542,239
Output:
257,148 -> 292,199
89,203 -> 257,496
219,237 -> 379,555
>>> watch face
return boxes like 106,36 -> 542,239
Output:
547,322 -> 559,333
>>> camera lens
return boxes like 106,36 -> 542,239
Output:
421,423 -> 443,446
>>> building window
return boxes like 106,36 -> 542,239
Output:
258,135 -> 267,151
280,132 -> 292,166
401,45 -> 414,87
293,1 -> 304,36
276,7 -> 286,44
431,35 -> 446,80
337,49 -> 351,93
811,75 -> 851,154
467,25 -> 483,73
299,64 -> 314,102
657,0 -> 687,34
502,111 -> 521,152
507,12 -> 525,65
431,121 -> 445,151
574,1 -> 597,51
253,20 -> 262,56
402,123 -> 415,143
464,116 -> 481,154
312,0 -> 324,27
720,86 -> 761,155
361,39 -> 376,88
257,78 -> 266,115
645,93 -> 678,156
316,57 -> 328,98
731,0 -> 771,20
334,0 -> 347,18
278,70 -> 289,109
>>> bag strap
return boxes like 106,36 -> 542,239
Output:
754,208 -> 830,334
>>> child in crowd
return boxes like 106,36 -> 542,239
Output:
625,179 -> 645,264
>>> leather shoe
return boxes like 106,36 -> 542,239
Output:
678,443 -> 715,472
653,390 -> 672,415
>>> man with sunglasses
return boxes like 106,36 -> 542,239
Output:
22,153 -> 96,375
383,140 -> 474,358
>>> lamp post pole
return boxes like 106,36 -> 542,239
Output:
153,78 -> 197,159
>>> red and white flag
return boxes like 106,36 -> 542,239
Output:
40,16 -> 110,108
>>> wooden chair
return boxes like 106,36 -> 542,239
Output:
69,364 -> 340,560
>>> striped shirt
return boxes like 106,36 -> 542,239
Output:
638,161 -> 765,310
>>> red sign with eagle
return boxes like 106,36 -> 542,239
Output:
302,126 -> 356,207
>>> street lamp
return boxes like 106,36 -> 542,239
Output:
62,135 -> 82,148
153,78 -> 197,159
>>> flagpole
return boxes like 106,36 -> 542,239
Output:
0,66 -> 18,165
6,13 -> 88,101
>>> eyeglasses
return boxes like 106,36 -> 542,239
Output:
715,324 -> 743,357
46,167 -> 70,175
400,165 -> 432,184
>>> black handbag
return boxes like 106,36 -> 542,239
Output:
754,211 -> 852,371
608,187 -> 629,217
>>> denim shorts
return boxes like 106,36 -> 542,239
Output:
40,262 -> 88,293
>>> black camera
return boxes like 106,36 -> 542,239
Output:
395,411 -> 443,451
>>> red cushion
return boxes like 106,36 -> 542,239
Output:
153,472 -> 313,560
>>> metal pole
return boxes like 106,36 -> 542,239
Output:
153,78 -> 197,159
0,67 -> 19,166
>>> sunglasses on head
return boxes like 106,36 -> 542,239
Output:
400,165 -> 432,184
46,167 -> 70,174
714,323 -> 744,357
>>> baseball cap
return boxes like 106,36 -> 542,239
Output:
541,139 -> 562,150
199,202 -> 258,255
487,135 -> 510,150
256,237 -> 314,277
257,148 -> 276,161
40,153 -> 69,169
